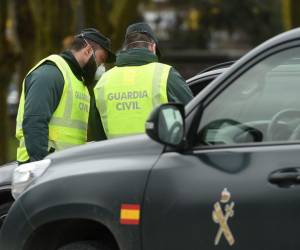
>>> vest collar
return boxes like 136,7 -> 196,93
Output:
116,48 -> 158,67
60,51 -> 84,81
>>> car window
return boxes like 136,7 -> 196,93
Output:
197,47 -> 300,146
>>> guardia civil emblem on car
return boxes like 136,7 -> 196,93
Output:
212,188 -> 235,246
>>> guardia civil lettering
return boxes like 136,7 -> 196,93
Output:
75,91 -> 90,102
107,90 -> 147,111
107,90 -> 148,101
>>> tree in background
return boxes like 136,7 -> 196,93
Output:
282,0 -> 300,30
141,0 -> 283,49
199,0 -> 282,47
83,0 -> 141,51
0,0 -> 141,164
0,0 -> 19,164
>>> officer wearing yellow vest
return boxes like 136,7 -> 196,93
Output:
93,22 -> 193,139
16,28 -> 115,164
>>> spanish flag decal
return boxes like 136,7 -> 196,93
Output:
120,204 -> 140,225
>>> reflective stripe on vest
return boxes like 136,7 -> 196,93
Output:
94,62 -> 170,138
16,55 -> 90,162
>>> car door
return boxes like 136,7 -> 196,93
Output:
142,44 -> 300,250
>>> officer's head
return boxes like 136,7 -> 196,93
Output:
70,28 -> 115,86
124,22 -> 161,57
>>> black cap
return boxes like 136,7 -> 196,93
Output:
77,28 -> 116,63
125,22 -> 161,57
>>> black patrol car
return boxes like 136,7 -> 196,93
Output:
0,62 -> 228,231
2,28 -> 300,250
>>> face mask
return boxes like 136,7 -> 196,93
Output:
82,52 -> 97,87
92,49 -> 97,65
94,63 -> 106,81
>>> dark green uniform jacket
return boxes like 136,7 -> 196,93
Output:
22,51 -> 85,162
90,48 -> 194,141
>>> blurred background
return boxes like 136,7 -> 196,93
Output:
0,0 -> 299,164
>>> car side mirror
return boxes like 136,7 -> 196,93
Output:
145,103 -> 185,147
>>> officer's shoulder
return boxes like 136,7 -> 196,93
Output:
32,62 -> 61,76
151,62 -> 173,72
153,62 -> 170,66
28,62 -> 64,87
100,66 -> 119,79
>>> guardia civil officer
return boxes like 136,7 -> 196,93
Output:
16,28 -> 116,164
93,22 -> 193,139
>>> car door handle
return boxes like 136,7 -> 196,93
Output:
268,169 -> 300,187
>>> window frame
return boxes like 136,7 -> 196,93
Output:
187,41 -> 300,150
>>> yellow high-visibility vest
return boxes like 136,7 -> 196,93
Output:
16,55 -> 90,162
94,62 -> 170,138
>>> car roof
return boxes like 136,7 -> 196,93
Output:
197,61 -> 235,74
187,67 -> 228,84
187,61 -> 234,84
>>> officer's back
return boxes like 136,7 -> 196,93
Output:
93,22 -> 193,139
